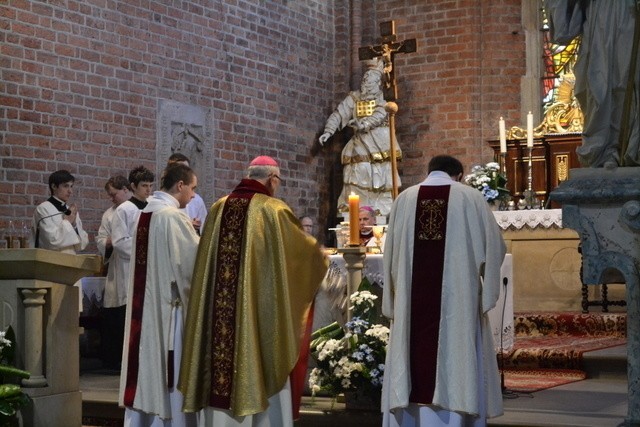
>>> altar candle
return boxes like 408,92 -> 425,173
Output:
499,117 -> 507,153
527,111 -> 534,148
348,193 -> 359,246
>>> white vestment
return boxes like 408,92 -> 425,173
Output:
96,205 -> 128,308
111,199 -> 143,304
33,199 -> 89,253
119,191 -> 200,426
382,171 -> 505,426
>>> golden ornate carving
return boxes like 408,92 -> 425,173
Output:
356,100 -> 376,117
342,149 -> 402,165
556,154 -> 569,184
507,73 -> 584,139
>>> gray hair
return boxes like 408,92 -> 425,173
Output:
247,164 -> 279,180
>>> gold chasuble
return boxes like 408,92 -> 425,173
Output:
179,179 -> 328,417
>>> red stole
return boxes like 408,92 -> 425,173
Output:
123,211 -> 153,407
208,179 -> 269,409
409,185 -> 450,404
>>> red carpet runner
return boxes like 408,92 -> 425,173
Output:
499,312 -> 626,392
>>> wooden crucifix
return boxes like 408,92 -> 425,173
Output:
358,21 -> 417,102
358,21 -> 416,199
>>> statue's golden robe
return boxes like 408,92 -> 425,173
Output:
179,179 -> 327,417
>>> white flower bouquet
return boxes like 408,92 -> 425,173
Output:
463,161 -> 509,204
308,288 -> 389,399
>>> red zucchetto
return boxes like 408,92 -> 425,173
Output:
249,156 -> 278,167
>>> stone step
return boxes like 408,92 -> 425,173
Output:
582,343 -> 627,380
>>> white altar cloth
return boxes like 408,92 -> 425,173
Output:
493,209 -> 563,230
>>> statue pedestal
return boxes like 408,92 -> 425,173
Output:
551,167 -> 640,426
0,249 -> 102,427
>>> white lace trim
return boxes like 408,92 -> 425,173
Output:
493,209 -> 563,230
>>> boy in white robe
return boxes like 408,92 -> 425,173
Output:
119,164 -> 200,427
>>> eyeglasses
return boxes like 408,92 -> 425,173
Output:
271,174 -> 284,185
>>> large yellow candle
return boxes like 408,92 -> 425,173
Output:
348,193 -> 359,245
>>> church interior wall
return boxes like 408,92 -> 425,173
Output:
1,0 -> 528,249
372,0 -> 526,188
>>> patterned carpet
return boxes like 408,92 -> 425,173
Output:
500,312 -> 626,391
502,368 -> 587,393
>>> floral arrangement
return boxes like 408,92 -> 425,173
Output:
463,161 -> 509,204
308,285 -> 389,400
0,327 -> 31,423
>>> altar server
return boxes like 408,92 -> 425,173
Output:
33,169 -> 89,253
179,155 -> 327,426
382,154 -> 506,426
111,165 -> 155,282
96,175 -> 131,371
119,164 -> 200,426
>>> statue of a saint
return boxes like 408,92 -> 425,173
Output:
319,59 -> 401,215
547,0 -> 640,167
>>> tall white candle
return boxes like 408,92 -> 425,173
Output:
499,117 -> 507,153
527,111 -> 534,148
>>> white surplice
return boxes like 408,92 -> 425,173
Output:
96,205 -> 128,308
119,191 -> 200,426
33,199 -> 89,253
111,200 -> 142,298
382,171 -> 506,426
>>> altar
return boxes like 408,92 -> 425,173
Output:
493,209 -> 625,312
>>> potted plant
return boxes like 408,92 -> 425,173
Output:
308,279 -> 389,410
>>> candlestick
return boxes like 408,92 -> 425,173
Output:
527,111 -> 534,148
348,193 -> 359,246
522,146 -> 536,209
499,117 -> 507,153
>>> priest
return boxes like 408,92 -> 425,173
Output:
179,155 -> 327,426
119,163 -> 200,426
381,154 -> 506,426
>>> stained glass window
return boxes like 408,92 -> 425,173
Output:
540,3 -> 581,112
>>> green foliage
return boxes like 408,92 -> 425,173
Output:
0,327 -> 31,424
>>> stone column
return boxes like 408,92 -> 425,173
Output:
338,246 -> 367,322
551,167 -> 640,425
20,288 -> 48,387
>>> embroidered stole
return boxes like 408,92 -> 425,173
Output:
409,185 -> 450,404
123,211 -> 152,407
208,193 -> 253,409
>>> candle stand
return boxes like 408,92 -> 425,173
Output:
522,146 -> 537,209
500,152 -> 507,176
337,245 -> 367,322
499,152 -> 508,210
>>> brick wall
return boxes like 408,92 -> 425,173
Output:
1,0 -> 342,246
374,0 -> 525,183
1,0 -> 526,247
